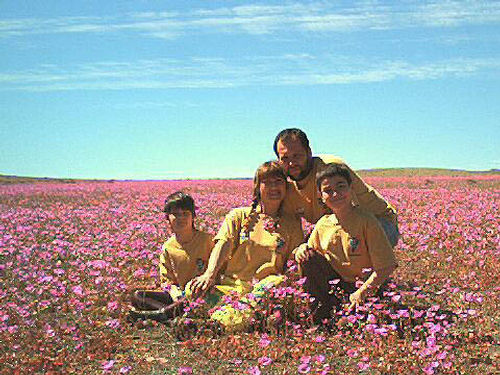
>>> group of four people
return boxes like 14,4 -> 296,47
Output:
130,128 -> 398,325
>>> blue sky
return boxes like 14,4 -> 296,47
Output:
1,0 -> 499,179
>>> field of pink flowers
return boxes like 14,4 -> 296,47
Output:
1,176 -> 499,374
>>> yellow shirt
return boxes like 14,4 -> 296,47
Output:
159,230 -> 214,289
215,207 -> 304,285
282,156 -> 398,225
307,207 -> 397,283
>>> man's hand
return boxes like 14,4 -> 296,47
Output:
294,243 -> 315,264
188,272 -> 216,298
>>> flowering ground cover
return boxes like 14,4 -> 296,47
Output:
1,176 -> 499,374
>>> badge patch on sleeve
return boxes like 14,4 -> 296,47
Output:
349,237 -> 360,251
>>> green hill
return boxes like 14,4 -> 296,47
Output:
1,168 -> 499,184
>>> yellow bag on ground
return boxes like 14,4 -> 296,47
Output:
210,275 -> 285,332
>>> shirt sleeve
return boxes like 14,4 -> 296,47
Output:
213,208 -> 243,251
364,216 -> 398,271
159,243 -> 178,286
343,164 -> 398,225
307,221 -> 321,251
282,215 -> 305,261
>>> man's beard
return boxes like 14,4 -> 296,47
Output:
288,159 -> 313,182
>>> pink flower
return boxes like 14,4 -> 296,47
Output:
358,361 -> 370,371
346,349 -> 358,358
296,277 -> 307,286
258,356 -> 272,366
314,354 -> 325,364
120,366 -> 132,373
314,335 -> 325,343
426,336 -> 437,348
298,363 -> 311,373
391,294 -> 401,303
107,300 -> 119,311
437,351 -> 448,360
347,314 -> 358,324
102,360 -> 115,371
259,334 -> 271,348
178,367 -> 193,374
72,285 -> 84,296
413,310 -> 425,318
105,319 -> 121,329
247,366 -> 261,375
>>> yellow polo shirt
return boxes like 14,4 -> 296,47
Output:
307,207 -> 397,283
159,230 -> 214,289
215,207 -> 304,289
282,156 -> 397,225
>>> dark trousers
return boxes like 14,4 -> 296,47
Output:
301,253 -> 390,322
130,290 -> 186,320
301,253 -> 356,322
131,290 -> 174,310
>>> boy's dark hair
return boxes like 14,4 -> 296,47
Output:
273,128 -> 311,156
316,163 -> 352,191
163,191 -> 196,217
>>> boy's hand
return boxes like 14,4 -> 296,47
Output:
294,243 -> 315,264
348,288 -> 365,310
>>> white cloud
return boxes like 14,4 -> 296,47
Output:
1,1 -> 499,39
1,55 -> 498,92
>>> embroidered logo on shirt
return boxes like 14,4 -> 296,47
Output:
276,237 -> 285,251
349,237 -> 360,251
239,231 -> 249,243
196,258 -> 205,272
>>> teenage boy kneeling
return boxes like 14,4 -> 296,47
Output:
294,164 -> 398,323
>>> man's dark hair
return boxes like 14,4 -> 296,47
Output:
163,191 -> 196,217
273,128 -> 310,156
316,163 -> 352,191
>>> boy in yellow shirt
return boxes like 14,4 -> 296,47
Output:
129,191 -> 213,320
294,164 -> 397,322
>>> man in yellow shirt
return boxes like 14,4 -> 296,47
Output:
129,191 -> 213,320
295,164 -> 397,322
274,128 -> 399,246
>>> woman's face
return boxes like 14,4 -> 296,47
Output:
320,175 -> 352,211
259,175 -> 287,205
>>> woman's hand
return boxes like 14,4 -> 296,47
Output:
294,243 -> 315,264
188,272 -> 216,298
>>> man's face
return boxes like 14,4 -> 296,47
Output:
276,138 -> 312,181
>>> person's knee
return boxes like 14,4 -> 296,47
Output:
131,290 -> 141,301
